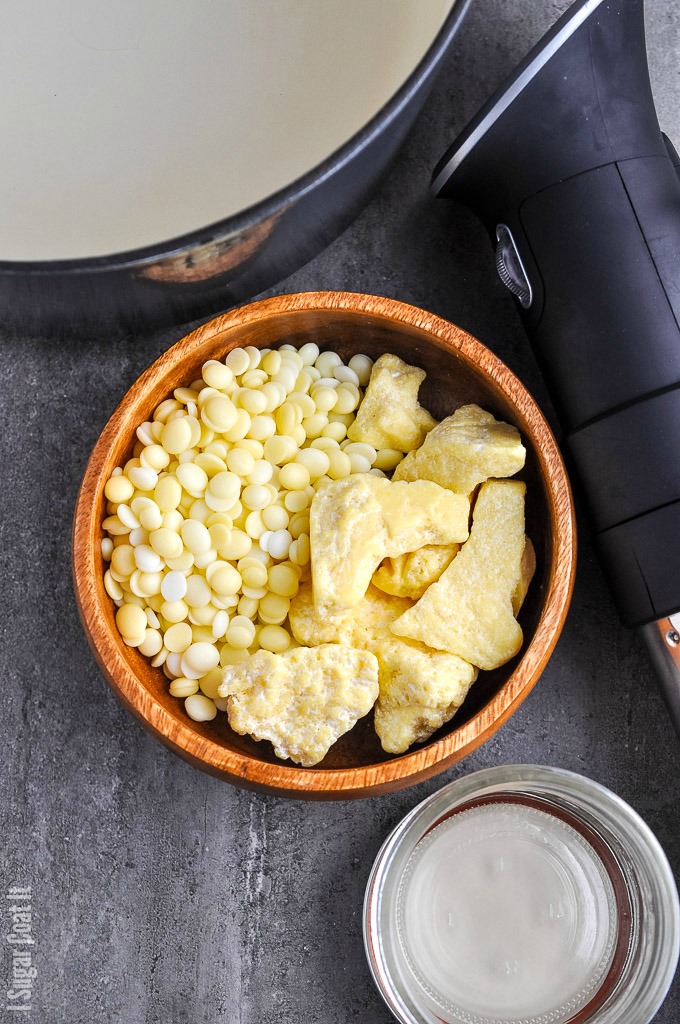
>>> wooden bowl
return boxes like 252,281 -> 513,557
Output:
73,292 -> 576,798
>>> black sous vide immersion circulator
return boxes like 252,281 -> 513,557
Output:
433,0 -> 680,729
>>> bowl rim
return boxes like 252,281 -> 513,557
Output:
72,290 -> 577,798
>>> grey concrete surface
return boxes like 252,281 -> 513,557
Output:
2,1 -> 680,1022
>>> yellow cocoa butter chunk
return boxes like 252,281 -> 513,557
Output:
513,538 -> 536,616
309,475 -> 469,615
346,353 -> 436,452
372,544 -> 459,601
373,642 -> 476,755
393,404 -> 526,495
309,474 -> 386,613
218,644 -> 379,767
288,584 -> 359,647
289,583 -> 477,754
391,479 -> 528,670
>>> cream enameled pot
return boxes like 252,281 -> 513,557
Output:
0,0 -> 470,333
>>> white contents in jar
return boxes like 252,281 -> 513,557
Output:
396,801 -> 617,1024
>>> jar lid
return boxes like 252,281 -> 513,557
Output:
364,765 -> 679,1024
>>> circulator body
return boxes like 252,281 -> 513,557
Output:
434,0 -> 680,632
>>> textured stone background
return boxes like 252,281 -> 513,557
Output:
2,1 -> 680,1021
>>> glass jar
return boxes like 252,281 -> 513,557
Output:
364,765 -> 679,1024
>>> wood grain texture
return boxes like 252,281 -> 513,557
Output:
72,291 -> 576,798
